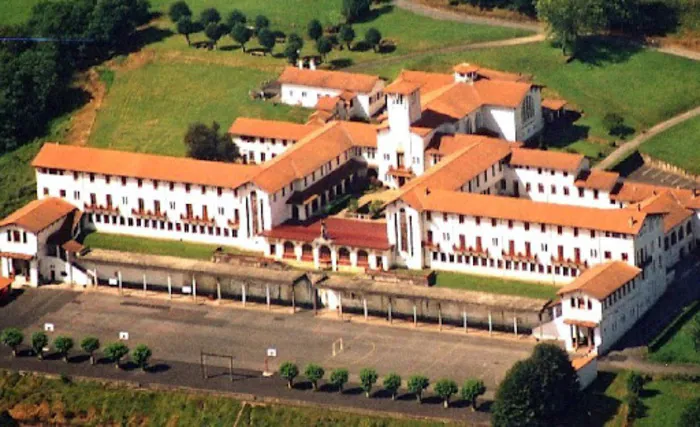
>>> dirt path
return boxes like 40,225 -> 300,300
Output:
346,33 -> 545,72
595,105 -> 700,170
394,0 -> 542,32
65,69 -> 106,146
655,45 -> 700,61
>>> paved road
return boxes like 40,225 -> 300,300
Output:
0,287 -> 534,391
595,105 -> 700,171
394,0 -> 541,31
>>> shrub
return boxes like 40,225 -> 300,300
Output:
626,393 -> 645,421
602,112 -> 624,135
680,397 -> 700,426
280,362 -> 299,388
307,19 -> 323,41
104,342 -> 129,369
626,371 -> 645,396
80,336 -> 100,365
53,336 -> 74,363
168,1 -> 192,23
434,378 -> 459,408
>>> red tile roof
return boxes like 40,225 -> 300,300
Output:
32,143 -> 260,190
557,261 -> 641,300
510,147 -> 584,172
412,189 -> 649,234
0,198 -> 78,234
637,191 -> 693,233
575,170 -> 620,191
278,67 -> 381,93
262,217 -> 391,250
228,117 -> 319,141
542,98 -> 568,110
315,96 -> 341,112
384,80 -> 422,95
0,276 -> 11,291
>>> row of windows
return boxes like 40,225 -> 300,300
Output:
238,135 -> 292,146
5,230 -> 28,244
430,251 -> 581,277
89,214 -> 240,238
603,279 -> 637,310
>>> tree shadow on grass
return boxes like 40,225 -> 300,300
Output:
565,371 -> 622,427
573,36 -> 643,67
132,26 -> 174,51
353,5 -> 395,24
329,58 -> 354,69
219,44 -> 242,52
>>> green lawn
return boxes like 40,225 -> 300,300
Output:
0,370 -> 454,426
573,371 -> 700,427
83,232 -> 252,260
358,38 -> 700,159
648,301 -> 700,365
89,61 -> 310,156
639,114 -> 700,175
434,271 -> 559,300
0,0 -> 44,26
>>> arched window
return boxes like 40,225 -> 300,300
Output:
338,247 -> 351,265
283,241 -> 295,258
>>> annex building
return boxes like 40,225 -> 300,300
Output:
1,63 -> 698,355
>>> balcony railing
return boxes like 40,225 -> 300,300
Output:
422,240 -> 440,251
84,203 -> 119,215
453,244 -> 489,258
227,218 -> 240,229
180,214 -> 215,226
502,250 -> 538,263
551,256 -> 588,269
132,208 -> 167,220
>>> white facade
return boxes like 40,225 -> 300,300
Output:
280,81 -> 385,119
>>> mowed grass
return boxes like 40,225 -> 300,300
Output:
83,232 -> 252,259
573,371 -> 700,427
89,61 -> 310,156
0,0 -> 43,26
639,114 -> 700,175
0,371 -> 454,426
359,38 -> 700,157
648,302 -> 700,365
434,271 -> 559,300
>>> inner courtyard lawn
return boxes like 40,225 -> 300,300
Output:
434,271 -> 559,300
358,38 -> 700,158
82,232 -> 253,260
639,114 -> 700,175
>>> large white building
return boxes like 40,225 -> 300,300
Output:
2,62 -> 698,355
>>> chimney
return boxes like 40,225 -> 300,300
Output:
425,187 -> 431,195
628,216 -> 635,227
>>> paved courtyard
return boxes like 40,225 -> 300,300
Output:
0,287 -> 535,389
625,164 -> 697,189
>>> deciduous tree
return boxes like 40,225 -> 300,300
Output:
316,36 -> 333,60
254,15 -> 270,34
168,1 -> 191,23
184,122 -> 238,162
307,19 -> 323,41
461,378 -> 486,411
258,28 -> 276,55
80,336 -> 100,365
177,16 -> 201,46
304,363 -> 325,391
435,379 -> 458,408
364,27 -> 382,52
200,7 -> 221,25
339,25 -> 355,50
231,23 -> 252,52
53,336 -> 74,363
407,375 -> 429,403
280,362 -> 299,388
329,368 -> 349,392
0,328 -> 23,357
383,373 -> 402,400
227,9 -> 247,28
680,397 -> 700,426
360,368 -> 378,398
132,344 -> 152,371
536,0 -> 605,56
31,331 -> 49,360
104,342 -> 129,369
342,0 -> 371,23
205,22 -> 228,49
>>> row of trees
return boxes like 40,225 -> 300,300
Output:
0,0 -> 151,154
0,328 -> 152,370
278,362 -> 486,409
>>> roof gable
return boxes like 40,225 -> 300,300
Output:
0,198 -> 78,234
557,261 -> 641,300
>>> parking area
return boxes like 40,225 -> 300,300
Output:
625,164 -> 697,189
0,287 -> 535,389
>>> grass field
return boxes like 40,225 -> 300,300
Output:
574,371 -> 700,427
82,232 -> 253,260
434,271 -> 559,300
639,114 -> 700,175
89,61 -> 310,156
359,38 -> 700,158
0,370 -> 450,426
648,302 -> 700,365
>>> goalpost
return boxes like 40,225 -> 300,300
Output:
332,338 -> 344,357
200,350 -> 235,382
